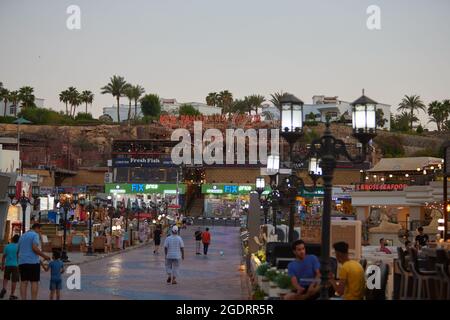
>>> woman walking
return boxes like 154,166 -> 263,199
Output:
153,224 -> 162,254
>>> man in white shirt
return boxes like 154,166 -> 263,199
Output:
164,226 -> 185,285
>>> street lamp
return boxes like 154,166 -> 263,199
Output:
84,197 -> 100,256
266,154 -> 281,229
8,185 -> 40,234
280,94 -> 304,163
60,193 -> 78,262
256,177 -> 270,224
272,91 -> 376,299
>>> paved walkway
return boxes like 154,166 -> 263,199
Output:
30,226 -> 246,300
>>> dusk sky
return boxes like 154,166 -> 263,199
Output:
1,0 -> 449,127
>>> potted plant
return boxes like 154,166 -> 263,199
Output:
275,273 -> 293,298
265,268 -> 279,297
255,262 -> 269,288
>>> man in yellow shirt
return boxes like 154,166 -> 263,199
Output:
329,241 -> 366,300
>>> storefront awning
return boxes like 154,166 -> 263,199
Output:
367,157 -> 443,172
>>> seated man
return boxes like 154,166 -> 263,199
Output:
284,239 -> 320,300
378,238 -> 392,254
329,241 -> 366,300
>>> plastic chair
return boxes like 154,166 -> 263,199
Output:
435,249 -> 450,300
396,247 -> 412,299
408,248 -> 437,299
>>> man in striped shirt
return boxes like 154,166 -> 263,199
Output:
164,226 -> 185,285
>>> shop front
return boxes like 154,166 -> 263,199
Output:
105,183 -> 187,214
201,184 -> 259,217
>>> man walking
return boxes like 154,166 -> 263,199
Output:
202,227 -> 211,255
17,223 -> 51,300
194,228 -> 202,255
164,226 -> 184,285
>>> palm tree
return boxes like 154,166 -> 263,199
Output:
0,87 -> 9,117
132,85 -> 145,120
246,94 -> 265,114
206,92 -> 218,107
397,95 -> 426,130
218,90 -> 233,114
442,99 -> 450,122
270,91 -> 290,110
124,86 -> 134,122
8,91 -> 19,117
66,87 -> 79,117
59,90 -> 71,115
230,99 -> 248,114
101,75 -> 129,123
80,90 -> 94,114
427,101 -> 445,132
18,86 -> 35,109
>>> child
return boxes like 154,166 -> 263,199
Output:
0,235 -> 20,300
41,251 -> 65,300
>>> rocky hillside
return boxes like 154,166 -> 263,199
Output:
0,123 -> 448,168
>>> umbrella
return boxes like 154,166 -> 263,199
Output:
13,117 -> 32,125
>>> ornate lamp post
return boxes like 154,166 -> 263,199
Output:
8,185 -> 40,234
84,197 -> 100,256
60,193 -> 78,262
271,91 -> 376,299
266,154 -> 280,229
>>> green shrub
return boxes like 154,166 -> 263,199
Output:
416,124 -> 424,134
75,112 -> 94,121
275,273 -> 293,289
304,120 -> 318,127
0,116 -> 16,123
256,263 -> 269,276
374,135 -> 405,158
18,107 -> 74,125
252,288 -> 266,300
265,269 -> 278,282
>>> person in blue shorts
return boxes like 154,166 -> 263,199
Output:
41,251 -> 65,300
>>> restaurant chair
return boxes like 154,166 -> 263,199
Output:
435,249 -> 450,300
93,236 -> 110,253
408,247 -> 437,299
396,247 -> 413,299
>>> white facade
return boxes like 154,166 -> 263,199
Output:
0,98 -> 45,117
0,146 -> 19,173
102,98 -> 222,122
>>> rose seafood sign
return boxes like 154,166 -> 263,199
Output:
355,183 -> 407,191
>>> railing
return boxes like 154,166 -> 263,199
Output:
192,216 -> 240,227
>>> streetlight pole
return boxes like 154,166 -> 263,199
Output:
8,186 -> 40,235
274,91 -> 376,300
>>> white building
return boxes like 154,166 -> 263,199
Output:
102,98 -> 222,122
258,95 -> 391,130
0,98 -> 45,117
0,144 -> 19,173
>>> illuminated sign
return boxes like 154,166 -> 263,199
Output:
355,183 -> 407,191
106,183 -> 186,194
201,184 -> 257,195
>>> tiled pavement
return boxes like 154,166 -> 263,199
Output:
29,226 -> 248,300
